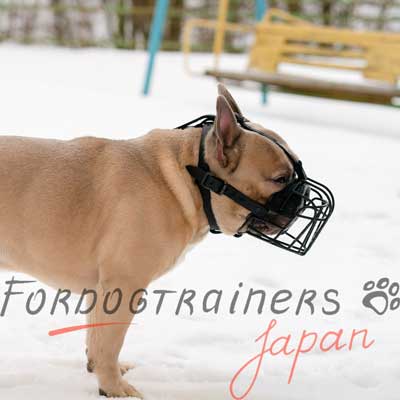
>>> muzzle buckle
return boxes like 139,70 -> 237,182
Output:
200,173 -> 227,195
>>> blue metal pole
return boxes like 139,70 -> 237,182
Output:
255,0 -> 267,21
255,0 -> 269,105
142,0 -> 170,96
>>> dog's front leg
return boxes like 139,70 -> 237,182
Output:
86,304 -> 135,377
86,278 -> 143,398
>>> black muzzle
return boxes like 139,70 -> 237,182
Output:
242,178 -> 334,255
177,114 -> 335,256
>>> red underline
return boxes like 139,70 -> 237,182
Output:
48,322 -> 134,337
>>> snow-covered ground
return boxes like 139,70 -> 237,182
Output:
0,44 -> 399,400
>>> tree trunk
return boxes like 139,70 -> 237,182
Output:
321,0 -> 333,26
51,0 -> 71,45
287,0 -> 301,15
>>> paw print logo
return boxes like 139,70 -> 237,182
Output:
362,278 -> 400,315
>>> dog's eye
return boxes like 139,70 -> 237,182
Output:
273,176 -> 290,185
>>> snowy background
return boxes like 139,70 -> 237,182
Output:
0,44 -> 399,399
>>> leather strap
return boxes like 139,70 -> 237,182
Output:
186,164 -> 269,221
179,113 -> 306,234
194,124 -> 222,234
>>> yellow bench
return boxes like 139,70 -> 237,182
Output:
184,9 -> 400,105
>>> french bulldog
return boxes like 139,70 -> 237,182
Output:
0,84 -> 296,397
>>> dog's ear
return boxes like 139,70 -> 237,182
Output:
214,95 -> 242,168
217,83 -> 243,116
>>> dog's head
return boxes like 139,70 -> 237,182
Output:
204,84 -> 300,236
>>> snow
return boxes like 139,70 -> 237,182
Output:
0,44 -> 400,400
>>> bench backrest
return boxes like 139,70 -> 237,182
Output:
249,9 -> 400,85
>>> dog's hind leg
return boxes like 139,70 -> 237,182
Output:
86,277 -> 144,398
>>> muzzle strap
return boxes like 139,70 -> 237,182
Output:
194,124 -> 222,234
186,164 -> 269,220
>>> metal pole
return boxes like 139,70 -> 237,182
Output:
142,0 -> 170,96
255,0 -> 267,21
255,0 -> 269,104
213,0 -> 229,70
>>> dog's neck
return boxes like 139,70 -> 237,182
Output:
139,126 -> 211,243
175,126 -> 211,241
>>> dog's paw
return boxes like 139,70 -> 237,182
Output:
362,278 -> 400,315
99,378 -> 142,398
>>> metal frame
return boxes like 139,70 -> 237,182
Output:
143,0 -> 268,96
142,0 -> 170,96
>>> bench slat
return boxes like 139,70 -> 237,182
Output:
249,10 -> 400,85
205,69 -> 400,105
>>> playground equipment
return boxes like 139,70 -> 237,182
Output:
142,0 -> 266,96
143,0 -> 170,96
183,7 -> 400,105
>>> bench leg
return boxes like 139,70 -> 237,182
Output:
261,84 -> 269,105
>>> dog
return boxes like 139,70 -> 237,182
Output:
0,84 -> 298,397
